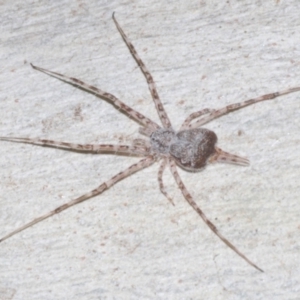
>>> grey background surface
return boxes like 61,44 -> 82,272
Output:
0,1 -> 300,299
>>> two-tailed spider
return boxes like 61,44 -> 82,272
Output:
1,14 -> 300,272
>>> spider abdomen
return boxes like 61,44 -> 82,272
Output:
170,128 -> 217,171
150,127 -> 217,170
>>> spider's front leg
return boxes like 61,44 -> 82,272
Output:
0,156 -> 155,243
31,64 -> 160,131
112,13 -> 173,129
0,136 -> 148,156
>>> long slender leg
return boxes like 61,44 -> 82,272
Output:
158,159 -> 174,206
0,136 -> 149,156
31,64 -> 160,132
0,156 -> 155,243
169,158 -> 263,272
180,108 -> 215,130
112,13 -> 173,130
188,87 -> 300,129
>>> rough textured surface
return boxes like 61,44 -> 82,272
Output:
0,1 -> 300,299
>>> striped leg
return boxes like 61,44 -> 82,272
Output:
0,136 -> 149,156
158,159 -> 174,206
180,108 -> 215,130
169,158 -> 263,272
0,156 -> 155,243
112,13 -> 173,129
31,64 -> 160,132
188,87 -> 300,129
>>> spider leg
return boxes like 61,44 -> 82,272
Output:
158,158 -> 175,206
0,136 -> 149,156
112,13 -> 173,130
31,64 -> 160,132
0,156 -> 155,243
209,147 -> 249,166
188,87 -> 300,128
180,108 -> 215,130
169,158 -> 263,272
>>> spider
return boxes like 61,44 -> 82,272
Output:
1,13 -> 299,272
